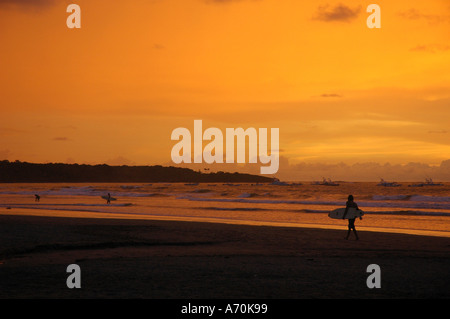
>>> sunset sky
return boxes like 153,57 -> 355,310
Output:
1,0 -> 449,180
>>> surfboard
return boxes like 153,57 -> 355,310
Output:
328,207 -> 364,220
101,196 -> 116,201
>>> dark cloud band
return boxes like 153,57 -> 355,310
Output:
314,4 -> 361,22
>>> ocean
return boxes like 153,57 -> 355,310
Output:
1,181 -> 450,237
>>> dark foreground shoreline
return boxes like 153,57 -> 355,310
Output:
1,214 -> 450,299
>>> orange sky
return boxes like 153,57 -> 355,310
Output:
0,0 -> 449,180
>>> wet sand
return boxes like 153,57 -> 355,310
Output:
1,211 -> 450,299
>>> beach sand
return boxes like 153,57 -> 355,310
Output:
1,209 -> 450,299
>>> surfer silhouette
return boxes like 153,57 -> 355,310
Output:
344,195 -> 360,240
34,194 -> 40,202
106,193 -> 111,204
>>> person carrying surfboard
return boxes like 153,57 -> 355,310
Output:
344,195 -> 361,240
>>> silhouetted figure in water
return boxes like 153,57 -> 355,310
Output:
107,193 -> 111,204
344,195 -> 360,240
35,194 -> 40,202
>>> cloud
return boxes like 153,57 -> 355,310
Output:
313,3 -> 361,22
320,93 -> 342,98
0,127 -> 26,135
410,44 -> 450,53
398,8 -> 450,25
153,44 -> 165,50
0,0 -> 55,10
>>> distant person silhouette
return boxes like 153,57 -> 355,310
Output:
344,195 -> 361,240
35,194 -> 40,202
107,193 -> 111,204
